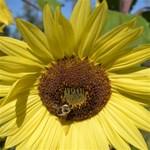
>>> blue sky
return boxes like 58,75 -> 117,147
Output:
5,0 -> 72,19
5,0 -> 96,19
6,0 -> 23,17
5,0 -> 95,37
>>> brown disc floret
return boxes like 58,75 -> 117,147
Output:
38,58 -> 111,121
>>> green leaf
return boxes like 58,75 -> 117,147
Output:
36,0 -> 64,13
130,145 -> 139,150
103,10 -> 150,47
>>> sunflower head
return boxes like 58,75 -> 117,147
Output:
38,57 -> 111,121
0,0 -> 150,150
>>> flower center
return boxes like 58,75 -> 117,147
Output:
62,88 -> 88,106
38,58 -> 111,121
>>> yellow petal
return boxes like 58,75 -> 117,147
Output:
77,120 -> 97,149
110,93 -> 150,131
77,0 -> 108,58
43,4 -> 64,60
43,5 -> 75,60
54,7 -> 75,57
15,137 -> 29,150
15,113 -> 52,150
0,0 -> 14,29
30,115 -> 55,149
60,120 -> 100,149
59,122 -> 79,149
111,78 -> 150,95
89,117 -> 109,149
92,27 -> 143,67
0,37 -> 43,64
109,68 -> 150,104
0,23 -> 5,32
16,19 -> 54,63
109,66 -> 148,76
109,67 -> 150,79
0,84 -> 10,97
0,70 -> 23,84
0,97 -> 4,105
31,116 -> 63,150
42,117 -> 63,149
112,88 -> 150,106
0,119 -> 18,138
109,44 -> 150,71
104,102 -> 148,150
24,112 -> 50,148
70,0 -> 92,40
1,74 -> 40,106
0,95 -> 41,137
98,111 -> 130,150
0,56 -> 43,73
5,106 -> 46,148
89,18 -> 136,58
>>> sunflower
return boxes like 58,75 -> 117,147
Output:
0,0 -> 150,149
0,0 -> 14,32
